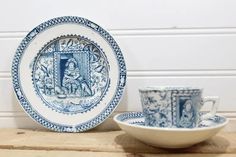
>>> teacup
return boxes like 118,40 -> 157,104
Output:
139,87 -> 219,128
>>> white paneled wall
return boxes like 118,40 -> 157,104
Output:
1,0 -> 236,128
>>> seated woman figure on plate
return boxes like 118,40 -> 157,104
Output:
62,58 -> 92,96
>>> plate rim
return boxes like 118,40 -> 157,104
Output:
114,112 -> 229,132
11,16 -> 126,132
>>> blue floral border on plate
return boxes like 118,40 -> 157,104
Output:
11,16 -> 126,132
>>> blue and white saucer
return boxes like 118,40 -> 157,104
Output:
114,112 -> 228,148
12,16 -> 126,132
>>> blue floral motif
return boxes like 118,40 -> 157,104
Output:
32,35 -> 110,114
140,90 -> 172,127
144,110 -> 169,127
143,96 -> 157,105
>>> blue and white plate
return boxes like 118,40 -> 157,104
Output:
114,112 -> 228,148
12,16 -> 126,132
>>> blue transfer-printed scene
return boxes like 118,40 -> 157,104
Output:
32,35 -> 110,114
141,91 -> 172,127
177,96 -> 197,128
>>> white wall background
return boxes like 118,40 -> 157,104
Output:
0,0 -> 236,129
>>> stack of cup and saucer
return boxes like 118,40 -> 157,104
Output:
114,86 -> 228,148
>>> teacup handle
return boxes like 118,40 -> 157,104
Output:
201,96 -> 219,120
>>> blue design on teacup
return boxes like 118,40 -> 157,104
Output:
172,90 -> 201,128
140,89 -> 202,128
140,90 -> 172,127
178,99 -> 195,127
32,35 -> 110,114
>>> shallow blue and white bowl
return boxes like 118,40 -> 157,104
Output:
114,112 -> 228,148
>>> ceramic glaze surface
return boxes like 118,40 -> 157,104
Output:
33,35 -> 110,114
12,16 -> 126,132
114,112 -> 228,148
116,112 -> 227,128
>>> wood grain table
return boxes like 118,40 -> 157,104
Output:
0,128 -> 235,157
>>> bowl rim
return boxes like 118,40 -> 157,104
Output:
113,112 -> 229,132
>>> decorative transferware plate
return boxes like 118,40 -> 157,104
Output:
12,16 -> 126,132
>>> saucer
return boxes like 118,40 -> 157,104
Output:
114,112 -> 228,148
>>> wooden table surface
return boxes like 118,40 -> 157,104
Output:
0,128 -> 235,157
